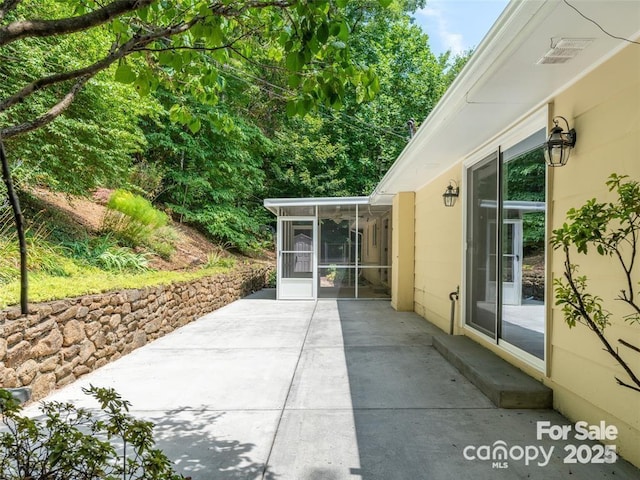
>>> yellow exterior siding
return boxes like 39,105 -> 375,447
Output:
413,165 -> 463,333
548,43 -> 640,466
391,192 -> 415,311
406,44 -> 640,466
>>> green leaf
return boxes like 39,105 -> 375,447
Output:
286,51 -> 300,71
379,0 -> 393,7
114,64 -> 135,84
288,74 -> 301,88
316,22 -> 329,44
188,117 -> 202,134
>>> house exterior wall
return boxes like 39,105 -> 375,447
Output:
405,44 -> 640,466
360,212 -> 392,288
414,165 -> 463,333
391,192 -> 415,311
547,43 -> 640,467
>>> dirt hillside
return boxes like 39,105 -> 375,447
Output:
30,187 -> 227,271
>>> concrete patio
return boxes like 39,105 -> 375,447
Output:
23,291 -> 639,479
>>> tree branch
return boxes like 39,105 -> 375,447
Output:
0,75 -> 90,138
615,377 -> 640,393
0,136 -> 27,313
0,0 -> 21,22
0,50 -> 124,114
619,338 -> 640,354
1,17 -> 199,122
0,0 -> 154,47
563,245 -> 640,391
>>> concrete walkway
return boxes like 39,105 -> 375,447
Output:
25,292 -> 639,479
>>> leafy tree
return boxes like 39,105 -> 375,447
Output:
551,173 -> 640,392
0,0 -> 386,311
0,1 -> 155,194
0,0 -> 379,138
264,5 -> 470,199
141,88 -> 271,253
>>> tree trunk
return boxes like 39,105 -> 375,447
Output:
0,137 -> 28,314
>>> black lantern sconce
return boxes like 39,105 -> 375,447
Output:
544,116 -> 577,167
443,180 -> 459,207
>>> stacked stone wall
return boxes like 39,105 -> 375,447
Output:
0,264 -> 272,400
522,269 -> 544,301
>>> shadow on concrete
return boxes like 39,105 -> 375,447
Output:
19,405 -> 277,480
245,289 -> 277,300
149,406 -> 278,480
335,300 -> 640,480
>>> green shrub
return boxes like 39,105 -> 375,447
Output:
203,251 -> 236,269
0,386 -> 184,480
148,225 -> 178,259
266,268 -> 276,288
128,160 -> 165,200
103,190 -> 168,248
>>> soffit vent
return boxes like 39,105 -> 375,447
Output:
537,38 -> 594,65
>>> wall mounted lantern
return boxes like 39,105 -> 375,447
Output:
443,181 -> 459,207
544,116 -> 577,167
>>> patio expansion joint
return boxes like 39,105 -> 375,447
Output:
282,407 -> 499,412
261,300 -> 319,480
147,346 -> 303,351
129,408 -> 285,413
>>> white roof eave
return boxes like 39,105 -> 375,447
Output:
370,0 -> 640,203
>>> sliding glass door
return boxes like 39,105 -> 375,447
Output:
466,152 -> 499,338
465,129 -> 547,363
500,132 -> 546,360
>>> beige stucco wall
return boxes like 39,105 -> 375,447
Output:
360,212 -> 391,289
413,165 -> 463,333
547,43 -> 640,466
391,192 -> 415,311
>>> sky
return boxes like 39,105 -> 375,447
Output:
413,0 -> 510,57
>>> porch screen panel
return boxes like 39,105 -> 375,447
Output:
281,220 -> 313,279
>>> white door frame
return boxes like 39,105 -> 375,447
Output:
502,219 -> 523,305
277,216 -> 317,300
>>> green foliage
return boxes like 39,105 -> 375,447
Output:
552,173 -> 640,327
1,0 -> 471,278
0,386 -> 184,480
552,268 -> 611,330
266,268 -> 277,288
107,190 -> 168,229
141,89 -> 271,254
0,1 -> 156,195
96,247 -> 149,272
103,190 -> 175,257
264,7 -> 470,199
204,251 -> 236,269
0,205 -> 82,283
551,173 -> 640,391
503,148 -> 546,253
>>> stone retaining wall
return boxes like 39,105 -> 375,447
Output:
0,264 -> 273,401
522,269 -> 544,301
